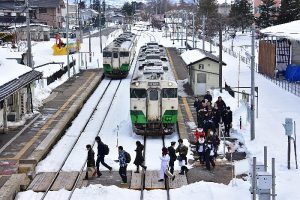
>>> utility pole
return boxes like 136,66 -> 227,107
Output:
181,12 -> 183,47
185,12 -> 188,50
219,24 -> 223,93
99,0 -> 102,53
78,0 -> 83,43
192,13 -> 195,49
250,23 -> 256,140
26,0 -> 32,68
66,0 -> 70,78
202,16 -> 206,51
89,0 -> 92,63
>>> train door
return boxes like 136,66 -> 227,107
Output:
147,89 -> 161,121
112,51 -> 119,69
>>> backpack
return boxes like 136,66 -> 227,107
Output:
124,151 -> 131,163
103,144 -> 109,155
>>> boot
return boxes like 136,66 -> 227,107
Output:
134,166 -> 139,173
179,166 -> 185,175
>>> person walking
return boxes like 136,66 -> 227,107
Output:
159,147 -> 175,182
223,106 -> 232,137
204,91 -> 212,102
84,144 -> 96,180
118,146 -> 128,184
196,135 -> 205,164
176,139 -> 189,175
95,136 -> 112,177
204,139 -> 216,171
167,141 -> 176,175
133,141 -> 147,173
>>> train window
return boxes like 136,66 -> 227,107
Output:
120,51 -> 129,57
162,88 -> 177,98
103,51 -> 112,57
130,89 -> 146,98
146,55 -> 160,60
113,52 -> 118,58
149,90 -> 158,100
0,100 -> 3,109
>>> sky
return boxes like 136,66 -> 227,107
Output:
1,21 -> 300,200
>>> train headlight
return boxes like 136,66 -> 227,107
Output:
135,82 -> 139,86
168,82 -> 173,86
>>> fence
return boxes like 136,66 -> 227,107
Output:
46,60 -> 76,85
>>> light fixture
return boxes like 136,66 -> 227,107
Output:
135,82 -> 139,86
168,82 -> 173,86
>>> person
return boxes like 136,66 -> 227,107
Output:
204,139 -> 215,171
196,135 -> 205,164
223,106 -> 232,137
194,128 -> 205,141
95,136 -> 112,177
211,131 -> 220,158
194,96 -> 201,114
159,147 -> 175,182
215,96 -> 227,114
167,141 -> 177,175
176,139 -> 189,175
133,141 -> 147,173
204,91 -> 212,102
197,100 -> 207,128
84,144 -> 96,180
118,146 -> 128,184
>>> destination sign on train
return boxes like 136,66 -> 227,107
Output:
148,82 -> 160,86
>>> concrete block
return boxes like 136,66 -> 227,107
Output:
0,174 -> 30,200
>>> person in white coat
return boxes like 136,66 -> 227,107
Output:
159,147 -> 175,182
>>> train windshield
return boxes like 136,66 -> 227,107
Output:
103,51 -> 112,57
130,89 -> 147,98
120,51 -> 129,57
162,88 -> 177,98
149,90 -> 158,100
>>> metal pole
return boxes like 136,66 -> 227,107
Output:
253,157 -> 257,200
66,0 -> 70,78
272,158 -> 276,200
3,99 -> 7,133
238,51 -> 240,107
181,13 -> 183,47
294,121 -> 298,169
288,135 -> 291,169
202,16 -> 205,51
99,0 -> 102,53
219,25 -> 223,93
250,24 -> 256,140
192,13 -> 195,48
26,0 -> 32,68
89,0 -> 92,63
264,146 -> 267,172
185,12 -> 187,50
79,0 -> 83,43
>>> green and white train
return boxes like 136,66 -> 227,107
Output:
103,32 -> 137,78
130,43 -> 178,136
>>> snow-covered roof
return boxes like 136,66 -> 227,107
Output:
0,57 -> 32,86
260,20 -> 300,41
181,49 -> 226,66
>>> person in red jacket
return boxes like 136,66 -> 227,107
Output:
194,128 -> 206,141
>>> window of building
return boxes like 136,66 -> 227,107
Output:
199,64 -> 204,69
39,8 -> 47,13
162,88 -> 177,98
130,89 -> 146,98
197,73 -> 206,83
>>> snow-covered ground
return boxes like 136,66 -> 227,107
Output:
15,25 -> 300,199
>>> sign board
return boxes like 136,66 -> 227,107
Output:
148,82 -> 160,87
283,118 -> 293,136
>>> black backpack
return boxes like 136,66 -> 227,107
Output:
124,151 -> 131,163
103,144 -> 109,155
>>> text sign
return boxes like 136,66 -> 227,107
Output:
148,82 -> 160,87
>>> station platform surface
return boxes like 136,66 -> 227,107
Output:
0,69 -> 103,187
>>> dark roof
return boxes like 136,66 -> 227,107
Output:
0,1 -> 26,11
29,0 -> 65,8
188,49 -> 227,66
0,70 -> 42,101
0,16 -> 26,25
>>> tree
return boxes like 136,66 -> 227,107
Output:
122,2 -> 133,17
228,0 -> 253,32
78,0 -> 86,9
278,0 -> 300,24
256,0 -> 277,28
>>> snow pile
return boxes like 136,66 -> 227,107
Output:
181,49 -> 206,65
260,20 -> 300,40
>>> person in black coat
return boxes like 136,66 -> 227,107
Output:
215,96 -> 227,114
203,91 -> 212,102
95,136 -> 112,177
223,106 -> 232,137
134,141 -> 147,173
168,141 -> 177,174
85,144 -> 95,180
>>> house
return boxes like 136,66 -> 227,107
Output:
61,3 -> 78,29
0,57 -> 42,133
181,49 -> 227,96
29,0 -> 65,28
8,23 -> 50,41
0,0 -> 26,28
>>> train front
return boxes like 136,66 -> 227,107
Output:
130,80 -> 178,136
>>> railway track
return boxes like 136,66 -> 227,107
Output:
35,79 -> 122,200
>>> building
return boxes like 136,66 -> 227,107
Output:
29,0 -> 65,28
0,57 -> 42,133
8,23 -> 50,41
181,49 -> 226,95
0,0 -> 26,28
61,3 -> 78,29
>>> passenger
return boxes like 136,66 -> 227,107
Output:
159,147 -> 175,182
204,138 -> 216,171
223,106 -> 233,137
211,131 -> 221,158
215,96 -> 227,116
167,141 -> 177,175
84,144 -> 96,180
176,139 -> 189,175
133,141 -> 147,173
118,146 -> 128,184
193,96 -> 201,115
196,135 -> 205,164
204,91 -> 213,102
95,136 -> 112,177
194,128 -> 205,141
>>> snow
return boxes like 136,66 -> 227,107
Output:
260,20 -> 300,40
0,57 -> 32,86
180,49 -> 206,65
14,22 -> 300,199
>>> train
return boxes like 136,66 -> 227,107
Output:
103,31 -> 137,78
130,42 -> 178,136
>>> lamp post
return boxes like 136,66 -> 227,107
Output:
250,24 -> 255,140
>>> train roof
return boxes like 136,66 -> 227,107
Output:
104,31 -> 136,51
132,43 -> 176,83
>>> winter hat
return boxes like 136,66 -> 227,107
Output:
162,147 -> 168,155
171,141 -> 176,146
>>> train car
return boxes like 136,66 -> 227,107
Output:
130,43 -> 178,136
103,31 -> 137,78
